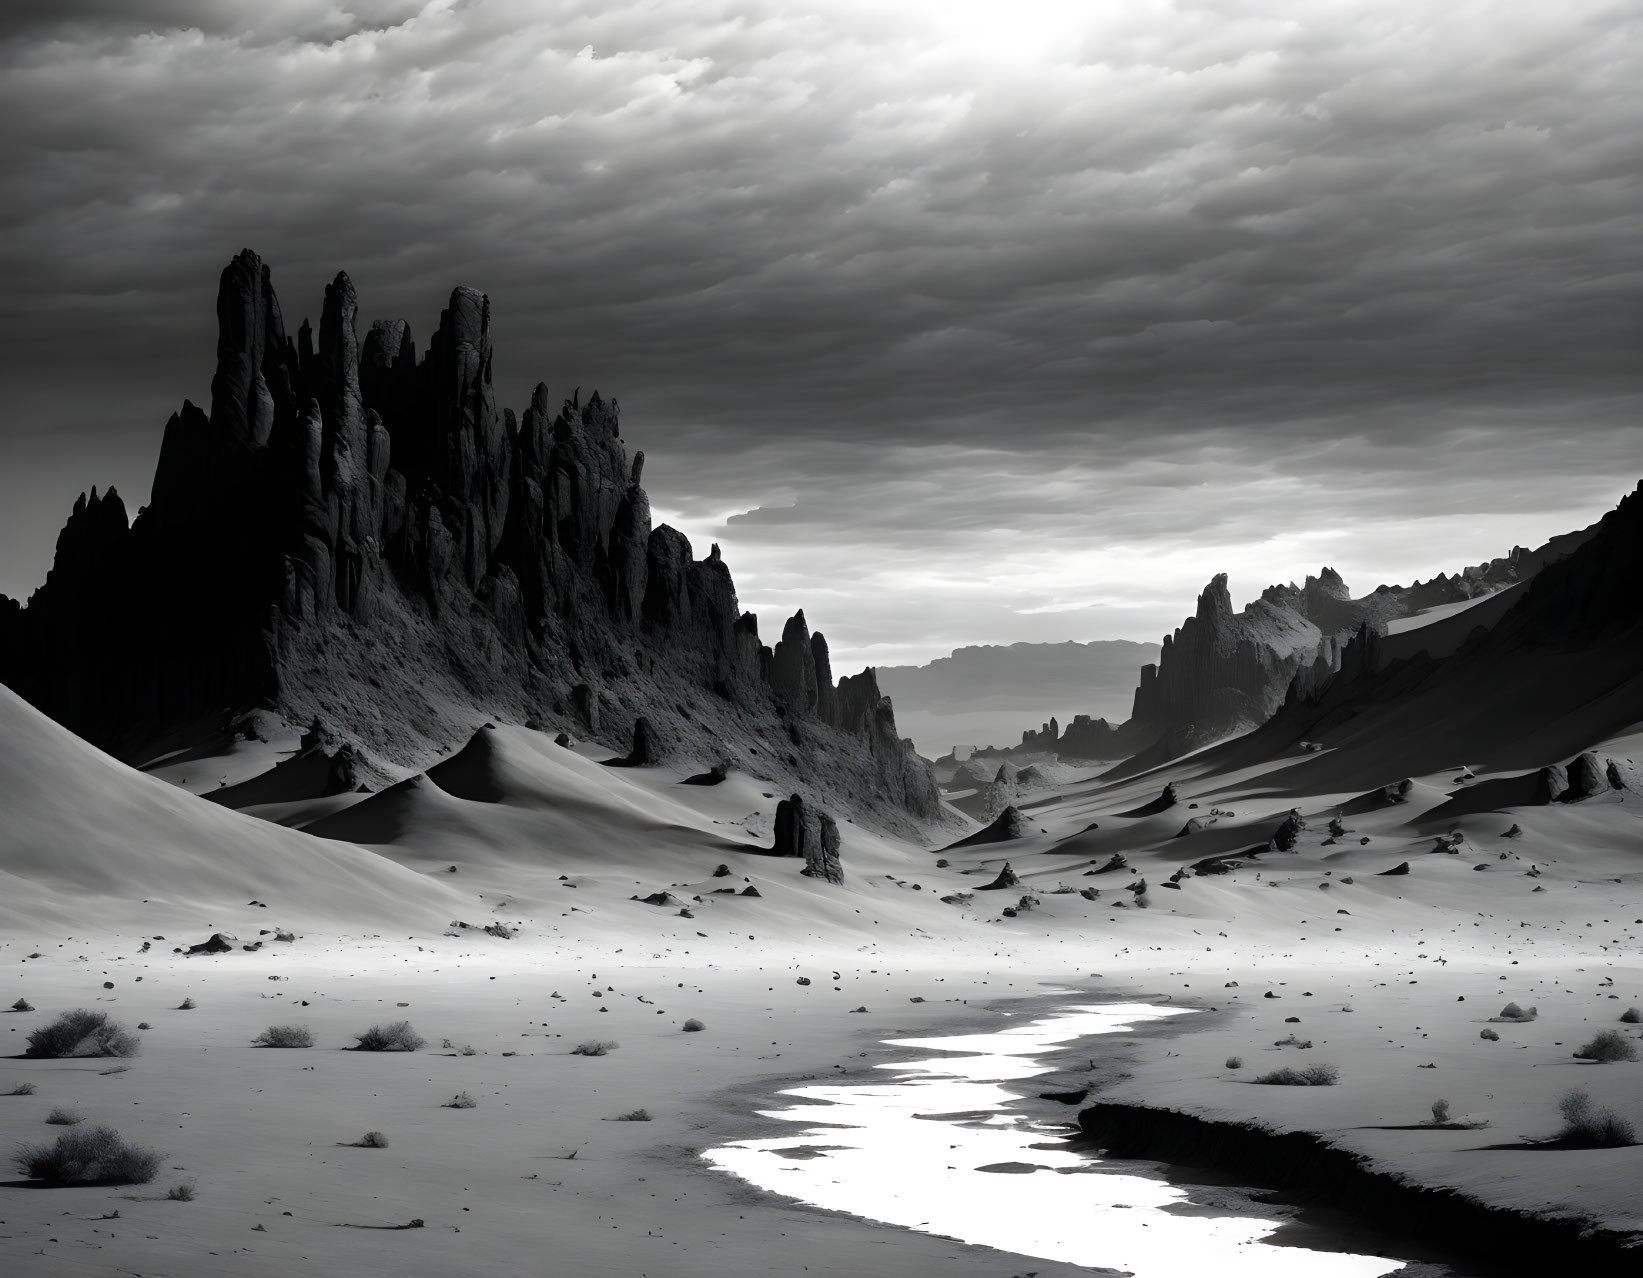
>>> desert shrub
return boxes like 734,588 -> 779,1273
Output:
352,1021 -> 425,1052
1497,1002 -> 1536,1021
571,1040 -> 619,1056
5,1081 -> 37,1096
1225,1055 -> 1243,1070
444,1092 -> 477,1109
1620,1007 -> 1642,1024
1273,1035 -> 1314,1049
1430,1098 -> 1450,1124
1480,1028 -> 1499,1041
252,1024 -> 314,1049
356,1131 -> 389,1148
11,998 -> 33,1012
1573,1029 -> 1639,1063
681,1018 -> 705,1033
613,1108 -> 652,1121
46,1106 -> 83,1125
25,1010 -> 140,1059
1253,1063 -> 1339,1086
166,1181 -> 195,1201
14,1125 -> 162,1184
177,998 -> 196,1010
1556,1089 -> 1637,1147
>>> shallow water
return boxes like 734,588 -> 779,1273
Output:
705,1001 -> 1410,1277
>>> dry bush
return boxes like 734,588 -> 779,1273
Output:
1556,1089 -> 1637,1147
352,1021 -> 425,1052
1573,1029 -> 1639,1063
1253,1063 -> 1339,1086
681,1018 -> 705,1033
25,1010 -> 140,1059
571,1040 -> 619,1056
46,1106 -> 83,1125
5,1081 -> 37,1096
1430,1098 -> 1450,1124
354,1131 -> 389,1148
1225,1055 -> 1243,1070
1495,1002 -> 1537,1021
177,998 -> 196,1010
252,1024 -> 314,1049
1480,1028 -> 1500,1041
444,1092 -> 477,1109
1619,1007 -> 1641,1024
612,1108 -> 652,1121
10,998 -> 33,1012
14,1125 -> 162,1184
167,1181 -> 196,1201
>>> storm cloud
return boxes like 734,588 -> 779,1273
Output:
2,0 -> 1638,666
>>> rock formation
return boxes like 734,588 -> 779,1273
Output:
945,805 -> 1029,849
0,251 -> 939,832
771,794 -> 844,884
977,862 -> 1021,890
603,716 -> 661,768
991,523 -> 1598,776
1270,810 -> 1307,852
1231,482 -> 1643,779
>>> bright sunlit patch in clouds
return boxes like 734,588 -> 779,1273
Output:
871,0 -> 1092,58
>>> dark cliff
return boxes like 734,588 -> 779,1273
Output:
0,250 -> 941,832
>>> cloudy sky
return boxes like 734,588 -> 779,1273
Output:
2,0 -> 1638,668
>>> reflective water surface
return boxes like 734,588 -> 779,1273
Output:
705,1001 -> 1408,1277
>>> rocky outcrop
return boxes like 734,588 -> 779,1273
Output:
602,716 -> 661,768
0,250 -> 939,833
1561,752 -> 1608,801
771,794 -> 844,884
999,522 -> 1598,776
1269,810 -> 1307,852
977,862 -> 1021,890
945,805 -> 1029,849
1237,481 -> 1643,780
1118,782 -> 1179,817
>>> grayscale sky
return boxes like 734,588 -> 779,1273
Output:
2,0 -> 1638,667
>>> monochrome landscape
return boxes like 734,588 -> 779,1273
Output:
1,4 -> 1639,1277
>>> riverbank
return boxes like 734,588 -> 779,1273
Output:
0,940 -> 1110,1278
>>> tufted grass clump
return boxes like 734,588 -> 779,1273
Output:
166,1181 -> 195,1201
46,1106 -> 83,1125
681,1018 -> 706,1033
1253,1063 -> 1339,1086
1430,1098 -> 1450,1125
11,998 -> 33,1012
177,998 -> 196,1010
14,1125 -> 162,1184
444,1092 -> 477,1109
25,1010 -> 140,1059
1573,1029 -> 1639,1063
352,1131 -> 389,1148
5,1081 -> 37,1096
1556,1089 -> 1637,1147
1618,1006 -> 1641,1024
612,1108 -> 652,1121
1225,1056 -> 1243,1070
352,1021 -> 425,1052
570,1040 -> 619,1056
252,1024 -> 314,1049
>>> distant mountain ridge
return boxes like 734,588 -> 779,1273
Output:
974,523 -> 1601,773
876,639 -> 1157,757
0,250 -> 940,832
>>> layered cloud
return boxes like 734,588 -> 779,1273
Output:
2,0 -> 1638,664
